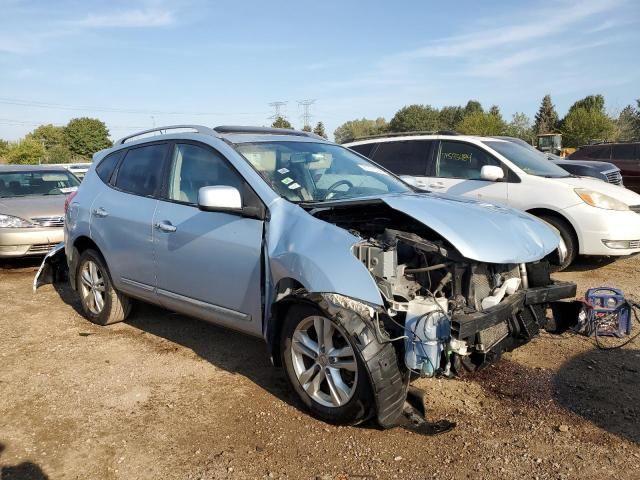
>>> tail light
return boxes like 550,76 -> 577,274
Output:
64,190 -> 78,213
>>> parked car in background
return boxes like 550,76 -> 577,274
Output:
568,142 -> 640,193
0,165 -> 79,257
345,133 -> 640,270
65,163 -> 92,180
494,136 -> 623,186
38,125 -> 575,428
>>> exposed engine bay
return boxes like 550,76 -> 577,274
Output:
312,202 -> 575,378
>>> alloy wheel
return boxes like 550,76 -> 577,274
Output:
79,260 -> 106,315
290,316 -> 358,408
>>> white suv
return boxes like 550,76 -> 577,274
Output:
345,134 -> 640,270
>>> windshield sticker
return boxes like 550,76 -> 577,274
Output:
60,187 -> 78,193
358,164 -> 386,174
277,167 -> 289,174
288,182 -> 301,190
281,177 -> 293,185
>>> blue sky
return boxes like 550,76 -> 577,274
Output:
0,0 -> 638,141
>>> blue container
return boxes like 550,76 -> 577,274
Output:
585,287 -> 632,337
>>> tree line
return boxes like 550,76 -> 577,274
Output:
271,117 -> 328,139
0,117 -> 112,165
332,95 -> 640,146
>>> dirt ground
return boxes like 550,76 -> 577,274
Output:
1,255 -> 639,480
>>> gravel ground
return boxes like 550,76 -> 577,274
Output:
0,255 -> 638,479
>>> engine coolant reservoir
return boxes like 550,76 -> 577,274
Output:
404,296 -> 450,377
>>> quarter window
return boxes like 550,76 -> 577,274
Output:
95,151 -> 122,184
436,141 -> 500,179
349,143 -> 376,158
611,144 -> 636,160
372,141 -> 431,175
167,143 -> 243,204
114,144 -> 167,196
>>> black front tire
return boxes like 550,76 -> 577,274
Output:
280,304 -> 374,425
539,215 -> 577,272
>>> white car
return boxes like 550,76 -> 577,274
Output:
345,134 -> 640,270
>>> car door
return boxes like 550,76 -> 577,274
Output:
91,142 -> 169,303
424,140 -> 509,204
369,140 -> 433,188
153,141 -> 265,336
611,144 -> 640,193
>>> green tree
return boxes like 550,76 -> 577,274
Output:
301,124 -> 312,132
615,105 -> 639,141
561,107 -> 615,147
567,94 -> 605,115
26,124 -> 67,150
333,117 -> 388,144
0,139 -> 9,163
313,121 -> 328,139
64,117 -> 112,159
46,144 -> 73,164
489,105 -> 501,117
6,138 -> 46,165
533,94 -> 559,135
456,111 -> 507,136
439,106 -> 464,130
464,100 -> 483,116
388,104 -> 440,132
271,116 -> 293,129
505,112 -> 534,142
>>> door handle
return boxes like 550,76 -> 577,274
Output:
155,221 -> 177,233
428,182 -> 445,189
93,207 -> 109,218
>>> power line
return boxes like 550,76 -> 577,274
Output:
268,101 -> 288,120
298,99 -> 316,129
0,96 -> 269,117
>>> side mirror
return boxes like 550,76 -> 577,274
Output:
198,186 -> 242,213
480,165 -> 504,182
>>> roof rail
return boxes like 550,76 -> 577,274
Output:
349,130 -> 458,142
214,125 -> 323,139
115,125 -> 218,145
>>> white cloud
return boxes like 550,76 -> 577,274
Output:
401,0 -> 621,59
75,9 -> 174,28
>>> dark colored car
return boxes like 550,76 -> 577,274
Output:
568,143 -> 640,193
494,137 -> 623,186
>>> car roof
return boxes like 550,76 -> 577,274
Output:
345,134 -> 509,146
0,164 -> 71,172
113,124 -> 329,147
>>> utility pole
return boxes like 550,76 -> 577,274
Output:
268,101 -> 288,121
298,99 -> 316,130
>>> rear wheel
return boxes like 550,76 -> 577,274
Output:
538,215 -> 577,271
77,249 -> 131,325
281,304 -> 373,425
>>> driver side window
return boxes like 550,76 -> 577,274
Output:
436,141 -> 501,180
167,143 -> 243,204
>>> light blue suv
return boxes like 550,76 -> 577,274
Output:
42,125 -> 575,427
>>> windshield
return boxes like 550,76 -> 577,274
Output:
235,141 -> 412,202
483,141 -> 570,178
0,170 -> 79,198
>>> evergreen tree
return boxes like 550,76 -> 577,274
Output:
313,121 -> 327,139
533,95 -> 559,135
271,116 -> 293,129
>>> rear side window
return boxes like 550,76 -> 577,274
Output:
349,143 -> 376,158
95,151 -> 122,183
611,144 -> 636,160
372,141 -> 431,175
114,144 -> 168,197
582,145 -> 611,160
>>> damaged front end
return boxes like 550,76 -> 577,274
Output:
304,199 -> 576,426
33,242 -> 67,292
